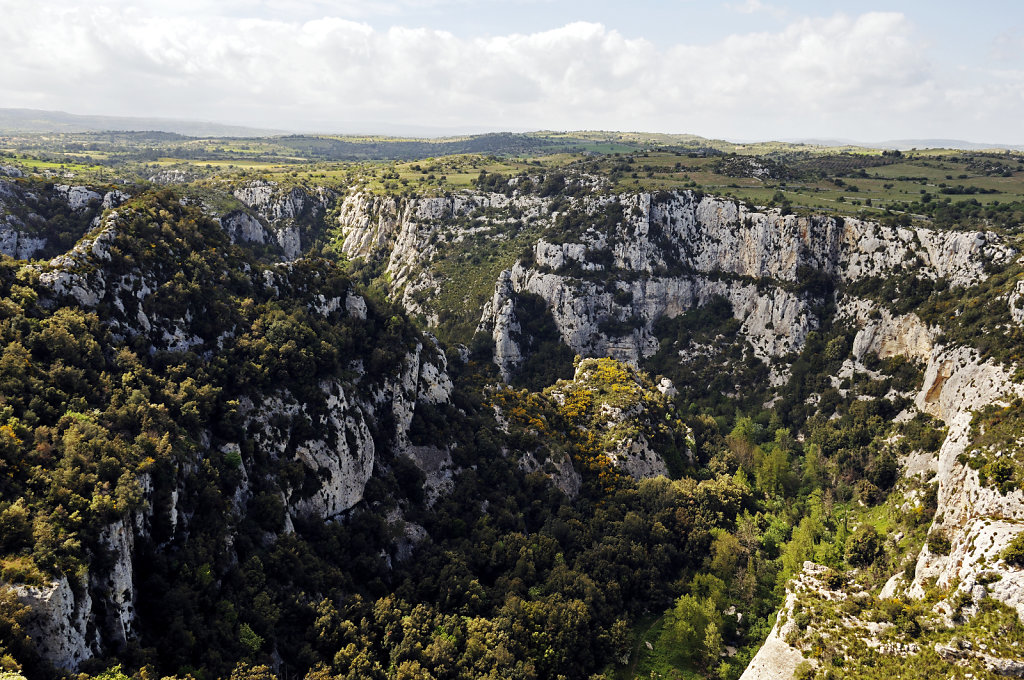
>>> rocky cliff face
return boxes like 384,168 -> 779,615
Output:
14,492 -> 150,669
0,179 -> 127,260
486,191 -> 1010,377
744,299 -> 1024,678
331,187 -> 1012,384
905,344 -> 1024,619
739,562 -> 827,680
232,180 -> 336,261
9,177 -> 1024,677
334,190 -> 541,322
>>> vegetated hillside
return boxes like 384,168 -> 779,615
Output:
0,108 -> 283,137
0,147 -> 1022,680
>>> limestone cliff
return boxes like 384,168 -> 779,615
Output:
330,187 -> 1011,385
232,180 -> 336,261
0,178 -> 126,260
743,309 -> 1024,678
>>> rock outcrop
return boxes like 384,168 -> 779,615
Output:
247,381 -> 377,520
13,577 -> 93,670
0,222 -> 47,259
232,181 -> 336,261
843,297 -> 935,363
15,510 -> 146,670
739,562 -> 824,680
331,187 -> 1012,384
0,179 -> 125,260
221,210 -> 270,245
900,344 -> 1024,618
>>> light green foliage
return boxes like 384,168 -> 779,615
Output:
240,623 -> 264,654
783,575 -> 1024,680
661,594 -> 721,669
92,666 -> 131,680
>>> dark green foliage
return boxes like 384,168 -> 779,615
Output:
852,265 -> 1024,367
881,196 -> 1024,232
0,177 -> 106,258
645,296 -> 771,417
4,150 -> 1017,680
509,292 -> 575,392
927,531 -> 951,556
846,526 -> 883,567
0,190 -> 427,677
959,399 -> 1024,493
472,170 -> 512,194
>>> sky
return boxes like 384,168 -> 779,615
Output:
1,0 -> 1022,142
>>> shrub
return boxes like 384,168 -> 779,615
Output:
822,569 -> 844,590
1002,533 -> 1024,567
928,530 -> 952,556
794,660 -> 815,680
846,525 -> 883,567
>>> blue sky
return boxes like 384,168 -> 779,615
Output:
1,0 -> 1021,141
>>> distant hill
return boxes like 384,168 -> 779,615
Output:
874,138 -> 1024,151
0,108 -> 283,137
794,137 -> 1024,151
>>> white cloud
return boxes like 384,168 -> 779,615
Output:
728,0 -> 785,17
0,4 -> 1019,141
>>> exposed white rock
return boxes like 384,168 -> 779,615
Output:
915,345 -> 1020,423
480,270 -> 524,381
481,262 -> 813,377
842,298 -> 935,363
55,185 -> 102,211
0,223 -> 47,259
311,294 -> 342,316
607,437 -> 669,479
231,180 -> 335,261
161,325 -> 204,353
221,211 -> 269,245
39,214 -> 121,306
234,181 -> 310,222
401,445 -> 455,504
95,519 -> 137,646
387,508 -> 429,562
0,165 -> 24,177
1009,279 -> 1024,325
276,226 -> 302,261
148,169 -> 196,184
518,448 -> 582,498
334,188 -> 1013,385
250,381 -> 376,519
418,357 -> 454,405
12,508 -> 143,672
345,291 -> 368,320
335,190 -> 546,322
899,343 -> 1024,621
657,377 -> 677,397
879,573 -> 907,600
102,190 -> 130,211
12,577 -> 94,669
